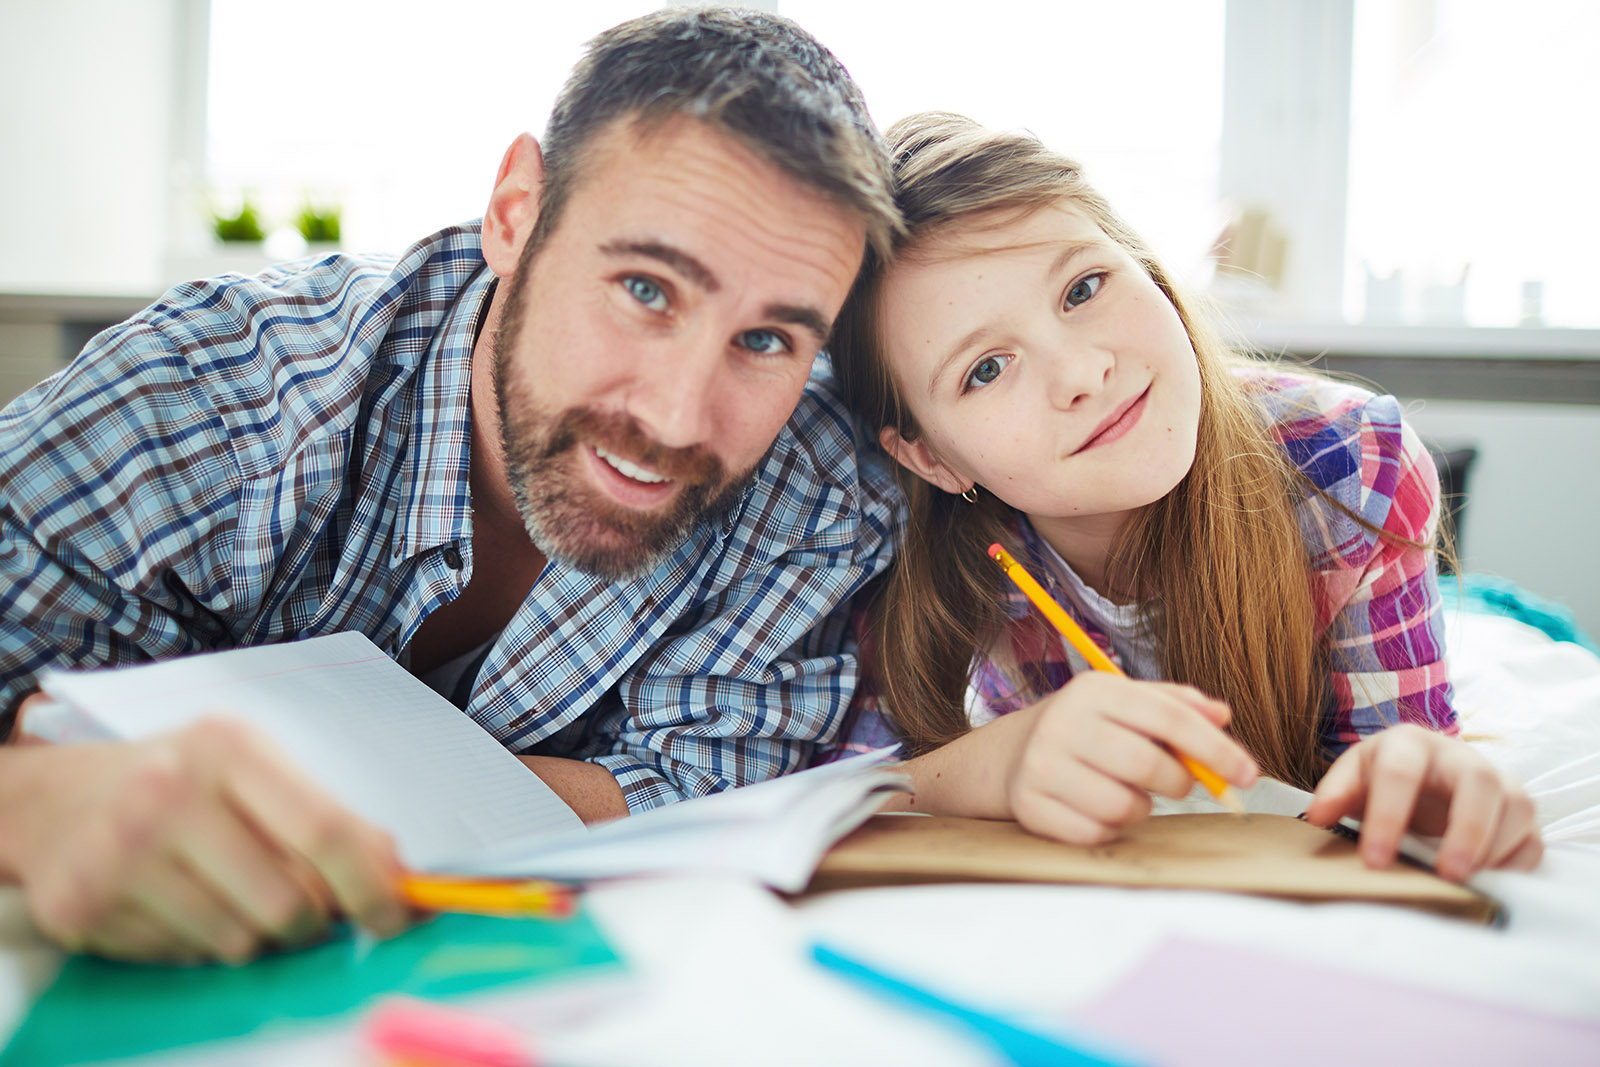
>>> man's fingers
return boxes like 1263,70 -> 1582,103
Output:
208,721 -> 407,936
75,899 -> 210,965
129,857 -> 266,963
174,805 -> 335,947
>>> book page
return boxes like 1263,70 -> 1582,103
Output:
39,632 -> 583,868
460,749 -> 909,890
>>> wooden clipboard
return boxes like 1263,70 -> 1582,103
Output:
804,813 -> 1501,924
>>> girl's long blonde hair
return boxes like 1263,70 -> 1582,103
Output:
832,113 -> 1336,789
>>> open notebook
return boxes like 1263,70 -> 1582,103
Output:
31,632 -> 907,892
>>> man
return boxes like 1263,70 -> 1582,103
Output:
0,7 -> 901,962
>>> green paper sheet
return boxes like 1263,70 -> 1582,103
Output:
1,909 -> 623,1066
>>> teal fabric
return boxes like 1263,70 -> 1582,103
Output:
0,910 -> 622,1066
1441,573 -> 1600,655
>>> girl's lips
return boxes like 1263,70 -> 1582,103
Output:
1074,386 -> 1150,455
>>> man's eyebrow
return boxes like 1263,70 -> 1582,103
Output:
599,239 -> 720,292
928,240 -> 1102,397
765,303 -> 831,345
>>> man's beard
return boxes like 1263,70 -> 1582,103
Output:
492,270 -> 759,582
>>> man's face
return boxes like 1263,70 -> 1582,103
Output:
494,116 -> 867,580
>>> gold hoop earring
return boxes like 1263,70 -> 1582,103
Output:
961,485 -> 979,504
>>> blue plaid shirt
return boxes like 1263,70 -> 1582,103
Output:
0,222 -> 901,811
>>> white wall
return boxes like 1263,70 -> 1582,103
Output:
0,0 -> 183,296
1403,400 -> 1600,641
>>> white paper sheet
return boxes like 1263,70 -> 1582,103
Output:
38,632 -> 585,868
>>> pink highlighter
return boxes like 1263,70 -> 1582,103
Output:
364,998 -> 539,1067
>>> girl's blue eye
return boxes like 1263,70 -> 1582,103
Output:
964,353 -> 1011,391
738,328 -> 789,356
624,276 -> 667,311
1065,273 -> 1104,308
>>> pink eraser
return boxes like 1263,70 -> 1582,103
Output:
364,998 -> 536,1067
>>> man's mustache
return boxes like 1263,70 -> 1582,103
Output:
536,407 -> 724,486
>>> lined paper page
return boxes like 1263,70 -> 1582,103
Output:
39,632 -> 583,868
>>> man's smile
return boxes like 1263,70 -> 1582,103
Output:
594,445 -> 670,485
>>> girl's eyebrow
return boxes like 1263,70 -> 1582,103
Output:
926,239 -> 1101,397
1046,239 -> 1100,280
929,322 -> 998,397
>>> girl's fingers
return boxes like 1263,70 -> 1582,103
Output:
1075,718 -> 1196,799
1432,757 -> 1508,881
1304,746 -> 1367,827
1308,726 -> 1546,879
1348,727 -> 1430,868
1499,830 -> 1545,872
1101,686 -> 1258,789
1010,777 -> 1132,846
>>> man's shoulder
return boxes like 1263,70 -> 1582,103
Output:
145,223 -> 485,377
778,355 -> 899,518
715,354 -> 901,566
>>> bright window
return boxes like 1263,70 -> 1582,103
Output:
782,0 -> 1227,286
1347,0 -> 1600,326
206,0 -> 659,254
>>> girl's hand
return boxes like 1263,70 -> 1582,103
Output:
1000,673 -> 1258,845
1303,724 -> 1543,881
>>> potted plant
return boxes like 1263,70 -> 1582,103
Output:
211,199 -> 267,244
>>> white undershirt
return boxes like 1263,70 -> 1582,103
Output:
967,532 -> 1161,726
417,635 -> 498,708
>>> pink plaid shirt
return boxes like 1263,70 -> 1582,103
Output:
824,370 -> 1457,762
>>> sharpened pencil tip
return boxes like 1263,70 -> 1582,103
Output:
1217,788 -> 1248,816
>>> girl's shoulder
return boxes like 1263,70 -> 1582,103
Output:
1234,365 -> 1439,562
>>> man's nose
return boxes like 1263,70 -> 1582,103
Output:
624,334 -> 722,449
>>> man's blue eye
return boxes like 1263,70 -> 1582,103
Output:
739,329 -> 788,356
964,354 -> 1010,390
1065,273 -> 1103,307
624,276 -> 667,311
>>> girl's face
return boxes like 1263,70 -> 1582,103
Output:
876,203 -> 1202,542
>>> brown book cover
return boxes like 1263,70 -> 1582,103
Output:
805,813 -> 1501,924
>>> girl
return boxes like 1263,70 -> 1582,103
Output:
829,112 -> 1541,880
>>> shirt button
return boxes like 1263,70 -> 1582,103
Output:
443,544 -> 464,570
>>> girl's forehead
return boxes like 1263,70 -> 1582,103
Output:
909,201 -> 1110,263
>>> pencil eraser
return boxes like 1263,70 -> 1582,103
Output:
364,997 -> 535,1067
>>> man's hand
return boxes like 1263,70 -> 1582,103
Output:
1304,724 -> 1543,881
2,698 -> 409,962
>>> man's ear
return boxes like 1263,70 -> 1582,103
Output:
878,425 -> 971,497
483,133 -> 545,280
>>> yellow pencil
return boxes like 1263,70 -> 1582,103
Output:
986,542 -> 1246,814
398,873 -> 577,918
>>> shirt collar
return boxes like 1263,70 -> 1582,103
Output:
394,264 -> 496,562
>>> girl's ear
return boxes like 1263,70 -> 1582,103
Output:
878,426 -> 971,497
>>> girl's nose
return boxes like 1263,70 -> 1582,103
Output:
1044,342 -> 1114,412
